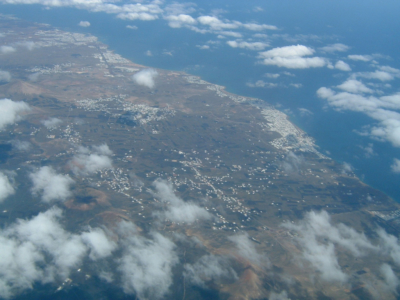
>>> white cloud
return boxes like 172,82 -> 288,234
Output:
0,99 -> 30,130
218,31 -> 242,38
243,23 -> 277,31
369,112 -> 400,147
261,44 -> 314,57
1,207 -> 182,299
15,41 -> 36,50
10,139 -> 31,151
41,117 -> 62,129
298,108 -> 313,116
264,73 -> 280,78
117,12 -> 158,21
379,65 -> 400,76
99,271 -> 114,283
81,228 -> 117,260
196,45 -> 210,50
342,162 -> 353,174
337,79 -> 373,94
283,71 -> 295,76
258,45 -> 326,69
28,72 -> 40,82
133,68 -> 158,88
69,144 -> 113,175
348,54 -> 373,61
391,158 -> 400,173
295,240 -> 346,283
0,45 -> 15,54
152,179 -> 212,224
207,40 -> 220,45
355,70 -> 395,81
164,14 -> 196,28
253,33 -> 268,39
91,144 -> 111,155
335,60 -> 351,71
117,221 -> 178,299
320,43 -> 350,53
78,21 -> 90,27
227,40 -> 269,51
261,57 -> 326,69
195,18 -> 278,32
317,87 -> 400,147
186,25 -> 209,34
0,196 -> 183,299
246,80 -> 278,88
269,291 -> 290,300
0,171 -> 15,203
282,151 -> 304,173
126,25 -> 138,30
228,234 -> 269,267
197,16 -> 239,30
380,264 -> 400,294
145,50 -> 152,56
0,70 -> 11,82
271,33 -> 321,43
318,88 -> 400,111
165,2 -> 196,15
106,3 -> 163,22
184,255 -> 237,287
361,143 -> 375,158
377,228 -> 400,266
290,83 -> 303,88
30,166 -> 74,203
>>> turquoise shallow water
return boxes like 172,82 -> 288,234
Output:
1,2 -> 400,202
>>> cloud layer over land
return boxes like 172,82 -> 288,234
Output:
391,158 -> 400,173
132,68 -> 158,88
0,70 -> 11,82
0,171 -> 15,203
0,207 -> 118,299
0,99 -> 30,130
117,222 -> 178,299
184,254 -> 237,287
152,179 -> 212,224
0,206 -> 180,299
41,117 -> 62,129
69,144 -> 113,175
229,234 -> 270,267
283,210 -> 400,291
30,166 -> 74,203
0,45 -> 15,54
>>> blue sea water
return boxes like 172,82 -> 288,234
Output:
1,1 -> 400,202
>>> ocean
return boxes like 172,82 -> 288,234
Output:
1,1 -> 400,202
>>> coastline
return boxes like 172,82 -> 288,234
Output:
2,4 -> 400,204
